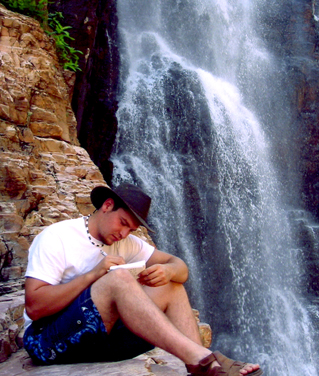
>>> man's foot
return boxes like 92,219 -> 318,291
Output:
186,352 -> 263,376
238,363 -> 261,375
186,353 -> 224,375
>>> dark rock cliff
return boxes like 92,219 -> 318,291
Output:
48,0 -> 120,184
297,1 -> 319,219
255,0 -> 319,218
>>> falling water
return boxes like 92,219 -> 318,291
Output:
111,0 -> 319,374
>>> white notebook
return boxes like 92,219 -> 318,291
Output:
109,260 -> 146,279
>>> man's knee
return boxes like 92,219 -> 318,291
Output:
158,281 -> 187,295
143,281 -> 188,310
144,281 -> 186,295
92,268 -> 140,296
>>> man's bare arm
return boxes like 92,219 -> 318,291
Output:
138,248 -> 189,287
25,255 -> 125,321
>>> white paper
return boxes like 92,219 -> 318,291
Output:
109,260 -> 146,279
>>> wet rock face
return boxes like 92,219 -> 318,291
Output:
48,0 -> 120,184
255,0 -> 319,218
290,0 -> 319,219
0,4 -> 106,293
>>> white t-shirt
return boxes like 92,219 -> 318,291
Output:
24,217 -> 155,328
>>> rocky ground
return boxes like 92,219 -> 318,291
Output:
0,347 -> 188,376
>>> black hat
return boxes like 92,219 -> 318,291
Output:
90,182 -> 154,232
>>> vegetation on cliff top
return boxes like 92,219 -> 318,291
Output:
1,0 -> 82,71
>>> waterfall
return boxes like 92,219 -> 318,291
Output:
110,0 -> 319,374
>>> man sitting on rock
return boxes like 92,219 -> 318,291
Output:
23,182 -> 262,376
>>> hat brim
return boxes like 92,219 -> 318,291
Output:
91,186 -> 154,233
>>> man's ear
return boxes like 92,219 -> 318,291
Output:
101,198 -> 115,212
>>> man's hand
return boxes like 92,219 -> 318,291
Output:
92,255 -> 126,278
138,264 -> 173,287
142,249 -> 189,286
25,255 -> 126,321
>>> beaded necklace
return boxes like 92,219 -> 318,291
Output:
84,215 -> 107,257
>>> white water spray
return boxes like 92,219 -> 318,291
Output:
111,1 -> 319,374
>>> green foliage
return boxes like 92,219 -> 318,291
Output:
1,0 -> 47,23
1,0 -> 82,72
47,12 -> 83,72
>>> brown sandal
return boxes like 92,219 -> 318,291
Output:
213,351 -> 263,376
186,353 -> 227,375
186,352 -> 263,376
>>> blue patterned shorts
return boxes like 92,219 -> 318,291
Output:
23,287 -> 154,365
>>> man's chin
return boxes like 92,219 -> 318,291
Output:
105,236 -> 118,245
111,235 -> 120,243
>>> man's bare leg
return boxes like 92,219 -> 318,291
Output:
142,282 -> 202,345
143,283 -> 261,375
91,268 -> 211,365
91,269 -> 261,375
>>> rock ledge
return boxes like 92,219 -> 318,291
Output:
0,347 -> 188,376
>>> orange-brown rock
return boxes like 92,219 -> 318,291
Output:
0,5 -> 110,361
0,4 -> 107,292
0,4 -> 78,144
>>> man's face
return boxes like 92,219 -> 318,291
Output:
97,200 -> 140,245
